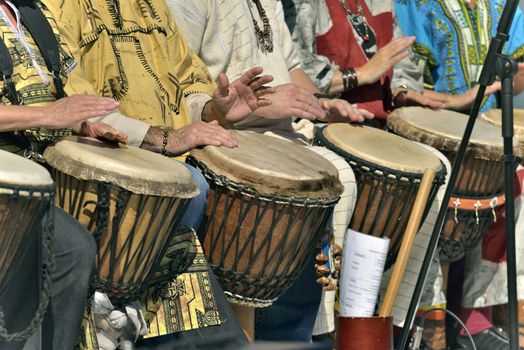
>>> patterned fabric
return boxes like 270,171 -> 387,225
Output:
315,0 -> 395,121
168,0 -> 301,132
284,0 -> 424,121
0,0 -> 75,153
43,0 -> 216,131
394,0 -> 524,113
77,231 -> 221,349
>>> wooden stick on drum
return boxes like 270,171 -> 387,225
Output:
379,168 -> 436,317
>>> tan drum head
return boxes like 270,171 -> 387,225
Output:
481,109 -> 524,135
44,136 -> 198,198
388,107 -> 523,160
0,149 -> 53,187
190,130 -> 342,198
321,123 -> 442,174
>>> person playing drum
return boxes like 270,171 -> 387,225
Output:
41,0 -> 278,347
0,0 -> 129,348
168,0 -> 377,343
394,1 -> 524,349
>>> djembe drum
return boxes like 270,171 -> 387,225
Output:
388,107 -> 523,261
0,150 -> 55,341
482,108 -> 524,136
187,130 -> 342,308
44,136 -> 198,303
316,123 -> 445,269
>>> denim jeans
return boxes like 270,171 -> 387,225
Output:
0,207 -> 96,350
178,163 -> 210,234
255,249 -> 322,342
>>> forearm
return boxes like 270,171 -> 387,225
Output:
421,89 -> 451,104
140,126 -> 188,157
290,68 -> 320,93
0,105 -> 48,131
328,70 -> 344,94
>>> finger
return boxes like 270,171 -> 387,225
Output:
485,81 -> 501,95
254,98 -> 272,108
249,74 -> 274,90
389,50 -> 410,65
254,86 -> 276,99
215,73 -> 230,98
236,67 -> 265,84
288,107 -> 323,121
359,108 -> 375,119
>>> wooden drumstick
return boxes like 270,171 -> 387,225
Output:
379,168 -> 436,318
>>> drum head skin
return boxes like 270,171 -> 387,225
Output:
190,130 -> 343,198
482,108 -> 524,135
44,136 -> 198,198
388,107 -> 523,160
321,123 -> 442,174
0,149 -> 53,187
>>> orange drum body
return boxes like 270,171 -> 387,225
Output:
389,107 -> 523,261
45,137 -> 198,303
188,131 -> 342,307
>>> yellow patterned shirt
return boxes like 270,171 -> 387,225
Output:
0,0 -> 75,153
43,0 -> 216,131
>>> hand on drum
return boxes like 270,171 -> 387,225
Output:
319,98 -> 374,122
206,67 -> 275,124
41,94 -> 120,128
355,36 -> 415,86
142,121 -> 237,156
77,121 -> 128,144
441,81 -> 501,111
393,89 -> 445,109
251,83 -> 327,120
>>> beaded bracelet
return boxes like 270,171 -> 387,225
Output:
161,127 -> 170,156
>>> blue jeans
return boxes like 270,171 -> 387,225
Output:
255,249 -> 322,342
177,163 -> 210,234
0,207 -> 96,350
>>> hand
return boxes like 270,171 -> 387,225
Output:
77,121 -> 128,144
41,94 -> 119,128
356,37 -> 415,86
319,98 -> 374,122
253,83 -> 326,120
141,121 -> 238,157
443,82 -> 501,111
393,89 -> 445,109
206,67 -> 275,123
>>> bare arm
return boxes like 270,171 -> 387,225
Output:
0,95 -> 119,131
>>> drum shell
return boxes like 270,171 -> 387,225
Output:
190,157 -> 338,307
316,129 -> 444,269
0,184 -> 53,293
52,169 -> 189,303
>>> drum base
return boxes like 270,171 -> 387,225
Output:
231,303 -> 255,342
337,316 -> 393,350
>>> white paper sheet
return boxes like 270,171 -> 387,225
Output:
339,229 -> 390,317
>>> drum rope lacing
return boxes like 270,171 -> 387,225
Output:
315,130 -> 446,269
0,184 -> 55,342
53,171 -> 191,303
187,156 -> 339,307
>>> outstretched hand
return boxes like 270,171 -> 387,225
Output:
208,67 -> 275,123
41,94 -> 119,128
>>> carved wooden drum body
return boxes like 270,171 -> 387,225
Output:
316,123 -> 445,268
45,137 -> 198,303
188,130 -> 342,307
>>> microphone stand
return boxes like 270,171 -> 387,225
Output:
397,1 -> 521,349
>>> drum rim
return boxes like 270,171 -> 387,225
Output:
316,127 -> 446,184
388,107 -> 524,160
0,182 -> 55,198
44,137 -> 199,199
187,155 -> 341,206
189,130 -> 344,199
